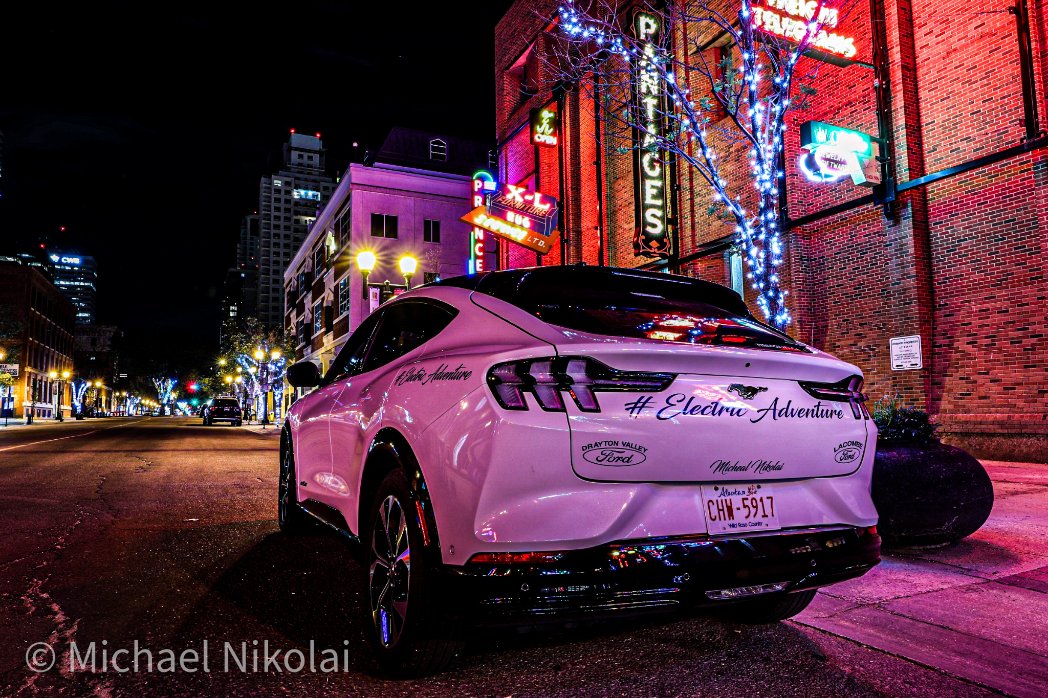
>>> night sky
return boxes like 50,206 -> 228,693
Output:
0,0 -> 512,368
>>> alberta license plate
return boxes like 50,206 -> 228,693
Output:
701,483 -> 781,535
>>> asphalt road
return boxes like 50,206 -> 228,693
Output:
0,417 -> 994,697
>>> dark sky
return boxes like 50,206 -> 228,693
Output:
0,0 -> 511,367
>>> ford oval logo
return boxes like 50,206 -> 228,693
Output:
582,446 -> 647,467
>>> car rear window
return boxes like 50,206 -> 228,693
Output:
214,399 -> 239,408
474,267 -> 807,352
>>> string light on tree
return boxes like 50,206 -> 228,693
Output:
553,0 -> 840,328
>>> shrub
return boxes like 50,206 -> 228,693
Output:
871,394 -> 939,445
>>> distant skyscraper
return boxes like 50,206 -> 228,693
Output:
237,214 -> 260,270
255,133 -> 335,330
47,251 -> 97,324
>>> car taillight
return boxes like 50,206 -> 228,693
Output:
487,356 -> 675,412
799,375 -> 869,419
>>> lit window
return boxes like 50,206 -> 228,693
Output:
313,302 -> 323,335
292,189 -> 322,201
429,139 -> 447,161
274,179 -> 282,186
423,219 -> 440,243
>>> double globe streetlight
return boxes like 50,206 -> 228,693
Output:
354,251 -> 419,302
47,370 -> 71,421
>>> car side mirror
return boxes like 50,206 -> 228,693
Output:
286,361 -> 323,388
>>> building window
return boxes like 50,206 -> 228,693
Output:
338,278 -> 350,316
429,139 -> 447,161
313,302 -> 323,336
273,179 -> 282,187
313,245 -> 325,275
370,213 -> 398,238
423,219 -> 440,243
336,206 -> 351,247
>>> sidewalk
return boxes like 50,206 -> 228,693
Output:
0,416 -> 116,430
792,460 -> 1048,697
240,420 -> 282,436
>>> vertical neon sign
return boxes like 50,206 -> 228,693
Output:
632,12 -> 672,259
470,170 -> 496,274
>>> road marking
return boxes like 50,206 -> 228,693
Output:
0,419 -> 140,453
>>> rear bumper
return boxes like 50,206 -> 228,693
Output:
438,525 -> 879,625
207,416 -> 240,422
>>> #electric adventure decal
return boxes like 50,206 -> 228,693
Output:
394,363 -> 473,387
624,393 -> 846,422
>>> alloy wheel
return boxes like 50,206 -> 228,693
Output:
369,494 -> 411,647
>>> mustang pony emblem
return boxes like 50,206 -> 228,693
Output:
727,383 -> 768,400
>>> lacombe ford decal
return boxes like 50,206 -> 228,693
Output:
624,394 -> 846,422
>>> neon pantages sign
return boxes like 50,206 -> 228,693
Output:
752,0 -> 857,59
632,12 -> 673,259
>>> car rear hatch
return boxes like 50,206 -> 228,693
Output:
553,339 -> 871,483
472,266 -> 871,484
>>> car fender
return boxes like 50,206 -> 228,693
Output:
360,428 -> 443,564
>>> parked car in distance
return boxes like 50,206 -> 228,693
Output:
280,265 -> 881,676
202,396 -> 242,426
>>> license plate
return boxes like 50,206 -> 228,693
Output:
701,483 -> 781,535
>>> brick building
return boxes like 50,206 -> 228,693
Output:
0,260 -> 76,420
494,0 -> 1048,460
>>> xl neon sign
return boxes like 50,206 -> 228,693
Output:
461,181 -> 561,255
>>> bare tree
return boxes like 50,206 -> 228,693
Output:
546,0 -> 855,328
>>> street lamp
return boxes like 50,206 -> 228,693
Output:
399,255 -> 418,290
61,371 -> 70,421
356,250 -> 376,299
48,371 -> 60,421
93,380 -> 103,417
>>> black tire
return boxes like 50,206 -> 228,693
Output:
719,589 -> 818,623
278,431 -> 313,534
235,420 -> 242,427
362,469 -> 462,677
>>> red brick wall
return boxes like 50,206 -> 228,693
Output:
494,0 -> 1048,459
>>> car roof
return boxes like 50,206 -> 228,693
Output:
427,264 -> 749,316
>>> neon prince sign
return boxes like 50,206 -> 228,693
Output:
632,12 -> 673,258
469,170 -> 497,273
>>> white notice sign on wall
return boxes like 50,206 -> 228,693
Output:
890,335 -> 923,370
